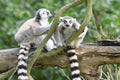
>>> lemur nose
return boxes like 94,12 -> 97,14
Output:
49,15 -> 54,18
66,25 -> 69,27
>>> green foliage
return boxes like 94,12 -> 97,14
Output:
0,0 -> 120,80
31,67 -> 70,80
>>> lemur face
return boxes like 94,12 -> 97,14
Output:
60,17 -> 73,29
37,8 -> 53,20
40,9 -> 53,19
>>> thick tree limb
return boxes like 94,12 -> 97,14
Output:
0,42 -> 120,80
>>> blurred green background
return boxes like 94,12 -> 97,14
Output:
0,0 -> 120,80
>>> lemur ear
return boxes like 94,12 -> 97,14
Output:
59,17 -> 63,22
35,10 -> 41,22
72,18 -> 80,30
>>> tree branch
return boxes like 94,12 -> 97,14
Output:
0,42 -> 120,80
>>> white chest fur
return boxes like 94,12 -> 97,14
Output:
40,19 -> 49,26
63,28 -> 75,40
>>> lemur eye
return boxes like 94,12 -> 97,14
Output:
47,12 -> 49,15
43,11 -> 46,14
63,20 -> 67,23
69,20 -> 72,24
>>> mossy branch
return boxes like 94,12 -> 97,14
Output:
0,68 -> 14,80
0,41 -> 120,80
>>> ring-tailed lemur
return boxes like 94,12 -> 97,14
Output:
15,8 -> 56,80
54,16 -> 88,80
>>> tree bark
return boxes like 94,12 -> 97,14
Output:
0,42 -> 120,80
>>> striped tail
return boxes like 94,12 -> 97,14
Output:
67,46 -> 81,80
18,45 -> 29,80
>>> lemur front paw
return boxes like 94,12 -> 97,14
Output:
57,42 -> 66,47
57,43 -> 63,47
62,42 -> 66,47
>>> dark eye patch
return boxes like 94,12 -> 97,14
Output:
69,20 -> 72,24
63,20 -> 67,23
47,12 -> 49,15
43,11 -> 46,14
